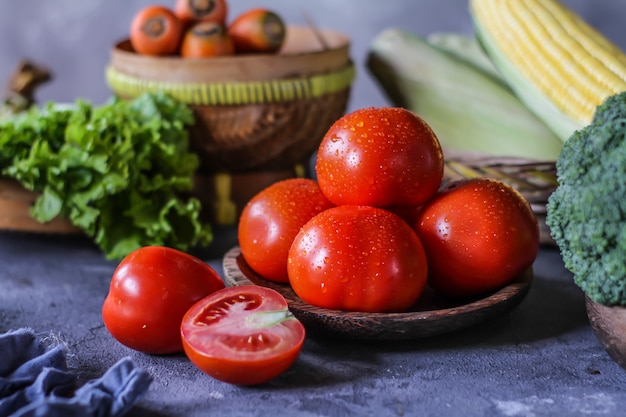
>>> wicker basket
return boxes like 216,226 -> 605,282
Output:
443,150 -> 557,245
106,25 -> 354,175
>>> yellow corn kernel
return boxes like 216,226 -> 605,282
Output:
471,0 -> 626,124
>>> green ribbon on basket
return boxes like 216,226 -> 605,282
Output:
105,63 -> 355,106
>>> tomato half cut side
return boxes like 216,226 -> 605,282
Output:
181,285 -> 306,385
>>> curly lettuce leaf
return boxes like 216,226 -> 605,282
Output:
0,92 -> 211,259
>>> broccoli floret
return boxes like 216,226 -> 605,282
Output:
546,91 -> 626,306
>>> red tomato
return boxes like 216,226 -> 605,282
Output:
130,6 -> 183,56
181,285 -> 305,385
315,107 -> 444,208
414,178 -> 540,298
180,21 -> 235,58
238,178 -> 334,283
174,0 -> 228,25
288,205 -> 428,313
102,246 -> 225,354
228,8 -> 286,54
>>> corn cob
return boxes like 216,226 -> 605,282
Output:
470,0 -> 626,142
367,29 -> 563,160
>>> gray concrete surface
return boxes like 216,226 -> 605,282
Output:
1,229 -> 626,417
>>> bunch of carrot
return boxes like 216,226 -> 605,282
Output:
129,0 -> 286,58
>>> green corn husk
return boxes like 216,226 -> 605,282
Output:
366,28 -> 563,161
426,32 -> 502,80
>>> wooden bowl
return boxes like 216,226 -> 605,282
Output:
223,246 -> 533,340
105,26 -> 354,175
585,296 -> 626,370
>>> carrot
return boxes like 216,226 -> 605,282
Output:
180,21 -> 235,58
174,0 -> 228,26
130,6 -> 183,56
228,8 -> 286,54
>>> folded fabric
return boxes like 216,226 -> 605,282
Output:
0,328 -> 152,417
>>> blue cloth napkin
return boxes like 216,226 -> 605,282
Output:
0,328 -> 152,417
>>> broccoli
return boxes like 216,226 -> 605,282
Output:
546,91 -> 626,306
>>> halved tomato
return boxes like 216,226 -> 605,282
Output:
181,285 -> 305,385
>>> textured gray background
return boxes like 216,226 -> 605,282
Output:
1,0 -> 625,112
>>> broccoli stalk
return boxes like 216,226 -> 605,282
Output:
546,91 -> 626,306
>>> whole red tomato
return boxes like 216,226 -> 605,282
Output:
181,285 -> 305,385
238,178 -> 334,283
288,205 -> 428,312
414,178 -> 539,298
315,107 -> 444,208
102,246 -> 225,354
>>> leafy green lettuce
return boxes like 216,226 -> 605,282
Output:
0,92 -> 212,259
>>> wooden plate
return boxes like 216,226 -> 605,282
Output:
222,246 -> 533,340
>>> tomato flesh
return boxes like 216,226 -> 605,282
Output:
181,286 -> 305,385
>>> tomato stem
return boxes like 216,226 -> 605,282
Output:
246,309 -> 295,328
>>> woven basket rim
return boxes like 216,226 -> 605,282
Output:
106,64 -> 355,106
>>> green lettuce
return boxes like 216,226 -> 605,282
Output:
0,92 -> 212,259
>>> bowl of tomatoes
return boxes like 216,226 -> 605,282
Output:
105,0 -> 354,177
226,106 -> 540,339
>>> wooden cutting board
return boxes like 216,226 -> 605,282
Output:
0,178 -> 80,234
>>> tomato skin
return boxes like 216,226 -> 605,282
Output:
102,246 -> 225,354
228,8 -> 286,54
288,205 -> 428,313
174,0 -> 228,25
315,107 -> 444,208
238,178 -> 334,283
130,6 -> 183,56
181,285 -> 305,385
415,178 -> 540,298
180,21 -> 235,58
